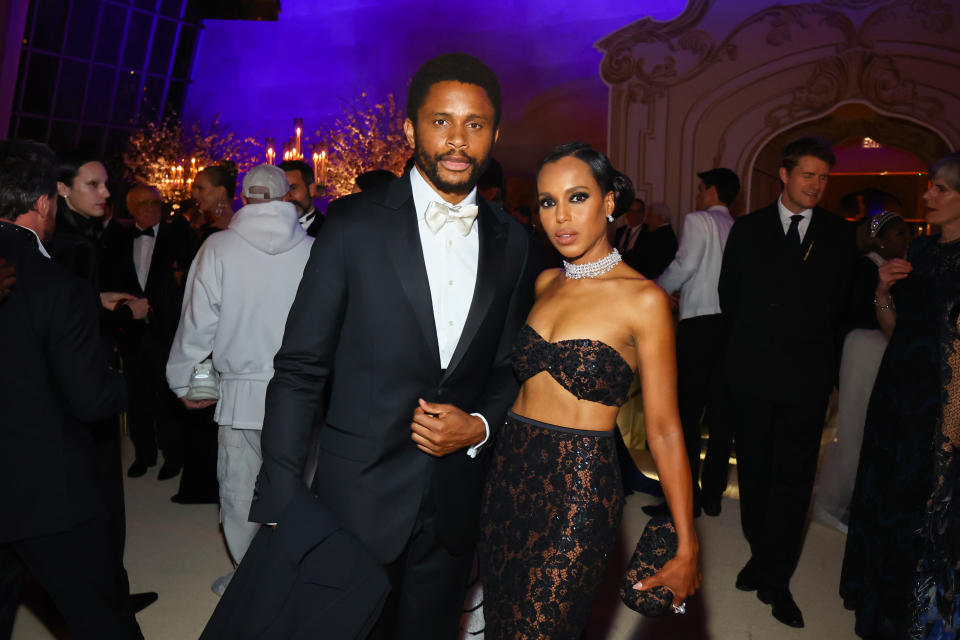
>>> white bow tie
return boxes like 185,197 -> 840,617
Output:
424,200 -> 479,236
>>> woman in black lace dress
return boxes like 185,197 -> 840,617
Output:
841,151 -> 960,639
479,143 -> 700,638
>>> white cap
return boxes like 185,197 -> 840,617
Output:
242,164 -> 289,201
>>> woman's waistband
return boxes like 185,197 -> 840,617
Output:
506,410 -> 614,438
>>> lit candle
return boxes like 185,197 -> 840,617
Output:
319,150 -> 326,188
294,118 -> 303,160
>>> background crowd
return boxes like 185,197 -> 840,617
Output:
1,52 -> 959,640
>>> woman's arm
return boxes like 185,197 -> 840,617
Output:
874,258 -> 911,338
630,284 -> 701,604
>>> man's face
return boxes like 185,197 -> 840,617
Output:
695,181 -> 715,211
127,186 -> 163,229
403,81 -> 499,203
625,200 -> 645,226
283,170 -> 315,215
779,155 -> 830,213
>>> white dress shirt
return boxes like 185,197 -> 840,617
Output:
133,223 -> 159,290
20,226 -> 50,258
777,195 -> 812,242
619,223 -> 643,252
409,167 -> 488,457
657,205 -> 733,320
299,207 -> 318,231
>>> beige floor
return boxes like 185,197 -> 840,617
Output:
12,437 -> 859,640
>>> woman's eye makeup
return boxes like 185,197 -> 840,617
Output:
538,196 -> 555,208
570,191 -> 589,203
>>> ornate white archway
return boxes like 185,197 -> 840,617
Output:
596,0 -> 960,222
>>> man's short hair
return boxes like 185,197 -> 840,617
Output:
407,53 -> 502,127
0,140 -> 58,222
697,168 -> 741,206
278,160 -> 315,186
354,169 -> 397,191
781,136 -> 836,173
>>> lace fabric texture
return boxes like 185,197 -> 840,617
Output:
511,324 -> 633,407
479,414 -> 623,639
841,236 -> 960,639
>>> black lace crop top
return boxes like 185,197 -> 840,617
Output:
512,324 -> 634,406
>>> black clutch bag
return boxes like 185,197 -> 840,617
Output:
619,515 -> 678,616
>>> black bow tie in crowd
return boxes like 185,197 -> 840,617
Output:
133,226 -> 155,238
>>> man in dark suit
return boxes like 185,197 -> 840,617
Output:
719,136 -> 853,628
100,184 -> 199,478
613,197 -> 645,271
250,53 -> 536,639
279,160 -> 324,237
0,140 -> 142,639
638,202 -> 679,279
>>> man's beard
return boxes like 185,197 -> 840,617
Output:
414,145 -> 488,196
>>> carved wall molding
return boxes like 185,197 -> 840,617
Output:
598,0 -> 955,104
764,49 -> 944,130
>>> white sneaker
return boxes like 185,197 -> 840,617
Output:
211,570 -> 234,597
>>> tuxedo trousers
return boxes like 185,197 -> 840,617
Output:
367,483 -> 472,640
0,514 -> 142,640
676,314 -> 731,503
123,338 -> 182,465
730,387 -> 829,590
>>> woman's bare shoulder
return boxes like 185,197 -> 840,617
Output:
535,268 -> 563,296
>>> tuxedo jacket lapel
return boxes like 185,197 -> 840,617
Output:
381,178 -> 442,369
443,201 -> 506,379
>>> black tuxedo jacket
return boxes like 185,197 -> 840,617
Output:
100,215 -> 199,350
250,175 -> 537,562
0,221 -> 126,543
718,203 -> 854,398
303,209 -> 324,238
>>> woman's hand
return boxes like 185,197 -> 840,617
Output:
876,258 -> 911,297
633,546 -> 701,606
181,398 -> 216,410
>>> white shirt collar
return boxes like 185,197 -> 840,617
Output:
409,166 -> 477,218
777,194 -> 811,223
23,226 -> 50,258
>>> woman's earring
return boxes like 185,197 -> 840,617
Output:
216,200 -> 225,216
607,214 -> 614,223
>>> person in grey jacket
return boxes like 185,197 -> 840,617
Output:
166,164 -> 313,594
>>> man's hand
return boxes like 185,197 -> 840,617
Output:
126,297 -> 151,320
410,398 -> 485,457
0,258 -> 15,303
181,397 -> 217,410
100,291 -> 135,311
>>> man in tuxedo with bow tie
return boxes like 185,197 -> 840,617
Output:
249,53 -> 536,638
100,184 -> 199,478
719,136 -> 854,628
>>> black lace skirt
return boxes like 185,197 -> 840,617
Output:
479,411 -> 624,639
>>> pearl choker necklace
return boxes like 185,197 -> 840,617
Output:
563,248 -> 622,279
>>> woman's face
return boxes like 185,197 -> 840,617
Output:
58,161 -> 109,218
193,171 -> 224,215
876,219 -> 912,260
923,168 -> 960,231
537,156 -> 614,262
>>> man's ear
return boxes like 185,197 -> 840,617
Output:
779,167 -> 789,186
403,118 -> 416,150
493,127 -> 500,145
35,193 -> 54,218
308,181 -> 318,198
240,195 -> 248,206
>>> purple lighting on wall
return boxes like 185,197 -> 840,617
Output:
184,0 -> 687,174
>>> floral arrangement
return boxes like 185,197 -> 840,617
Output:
122,115 -> 261,202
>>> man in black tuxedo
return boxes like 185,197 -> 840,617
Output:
638,202 -> 679,279
250,53 -> 536,639
613,197 -> 645,271
279,160 -> 324,237
0,140 -> 142,639
719,136 -> 853,628
100,184 -> 199,478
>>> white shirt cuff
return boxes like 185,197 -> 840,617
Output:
466,413 -> 490,458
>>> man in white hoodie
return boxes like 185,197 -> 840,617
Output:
166,164 -> 313,594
